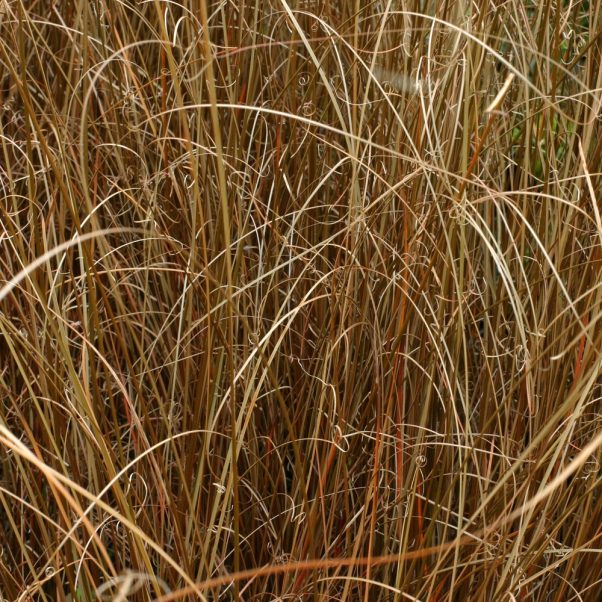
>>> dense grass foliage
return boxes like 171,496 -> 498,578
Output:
1,0 -> 601,599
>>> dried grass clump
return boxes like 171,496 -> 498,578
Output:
1,1 -> 601,600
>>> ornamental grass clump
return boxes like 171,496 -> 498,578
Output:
0,1 -> 601,600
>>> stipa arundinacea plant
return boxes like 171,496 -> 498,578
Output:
0,0 -> 601,600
